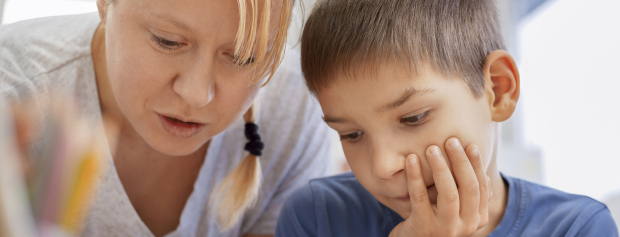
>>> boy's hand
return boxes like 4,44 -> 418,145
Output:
389,137 -> 491,237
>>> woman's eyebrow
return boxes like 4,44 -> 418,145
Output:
151,12 -> 194,33
375,87 -> 435,112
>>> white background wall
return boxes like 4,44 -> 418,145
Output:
518,0 -> 620,227
1,0 -> 96,24
517,0 -> 620,204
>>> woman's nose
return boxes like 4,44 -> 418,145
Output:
370,141 -> 406,180
173,60 -> 215,108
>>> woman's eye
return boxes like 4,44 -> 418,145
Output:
400,110 -> 430,126
340,131 -> 363,142
151,34 -> 181,52
232,55 -> 256,67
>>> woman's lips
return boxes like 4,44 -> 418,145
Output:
158,114 -> 205,138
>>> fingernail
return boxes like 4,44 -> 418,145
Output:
449,138 -> 461,149
469,145 -> 479,157
430,146 -> 441,157
409,156 -> 417,165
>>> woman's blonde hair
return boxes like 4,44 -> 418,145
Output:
209,0 -> 294,231
234,0 -> 293,84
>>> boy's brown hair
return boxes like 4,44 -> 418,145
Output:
301,0 -> 505,97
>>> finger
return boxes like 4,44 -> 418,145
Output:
465,144 -> 489,228
406,154 -> 434,218
426,145 -> 459,220
444,138 -> 479,220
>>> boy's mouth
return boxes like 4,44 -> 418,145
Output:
395,184 -> 437,204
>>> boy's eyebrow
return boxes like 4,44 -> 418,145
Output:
323,116 -> 349,124
376,87 -> 435,112
323,87 -> 435,124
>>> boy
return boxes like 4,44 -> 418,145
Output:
275,0 -> 618,236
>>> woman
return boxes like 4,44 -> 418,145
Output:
0,0 -> 331,236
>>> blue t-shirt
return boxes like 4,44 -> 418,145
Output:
276,172 -> 618,237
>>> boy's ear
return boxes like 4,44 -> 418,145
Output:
96,0 -> 108,24
483,50 -> 520,122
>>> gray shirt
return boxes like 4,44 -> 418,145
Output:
0,13 -> 332,237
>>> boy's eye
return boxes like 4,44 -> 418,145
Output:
232,55 -> 256,67
151,34 -> 182,52
400,110 -> 430,126
340,131 -> 363,142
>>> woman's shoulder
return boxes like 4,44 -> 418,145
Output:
257,48 -> 324,137
260,48 -> 322,120
0,13 -> 101,100
0,12 -> 100,53
260,48 -> 306,105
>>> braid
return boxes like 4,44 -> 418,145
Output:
209,102 -> 263,230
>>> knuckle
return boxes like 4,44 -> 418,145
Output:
479,180 -> 489,193
464,224 -> 478,236
442,229 -> 458,237
412,190 -> 427,203
450,228 -> 460,236
456,156 -> 470,165
479,215 -> 489,229
454,220 -> 478,236
467,182 -> 480,193
445,190 -> 459,204
471,165 -> 484,176
435,163 -> 450,173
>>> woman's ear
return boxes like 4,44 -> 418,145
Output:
483,50 -> 520,122
96,0 -> 108,24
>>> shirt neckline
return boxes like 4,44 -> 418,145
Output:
378,173 -> 526,237
487,174 -> 527,237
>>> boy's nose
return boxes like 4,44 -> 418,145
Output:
173,59 -> 215,108
370,144 -> 406,180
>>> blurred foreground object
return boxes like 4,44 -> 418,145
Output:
0,97 -> 109,237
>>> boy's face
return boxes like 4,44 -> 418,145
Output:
316,63 -> 496,219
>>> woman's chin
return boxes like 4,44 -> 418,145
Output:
154,140 -> 207,156
143,132 -> 210,157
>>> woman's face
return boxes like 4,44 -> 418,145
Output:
100,0 -> 281,156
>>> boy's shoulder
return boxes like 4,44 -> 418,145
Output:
490,175 -> 618,237
275,172 -> 403,237
275,173 -> 618,237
